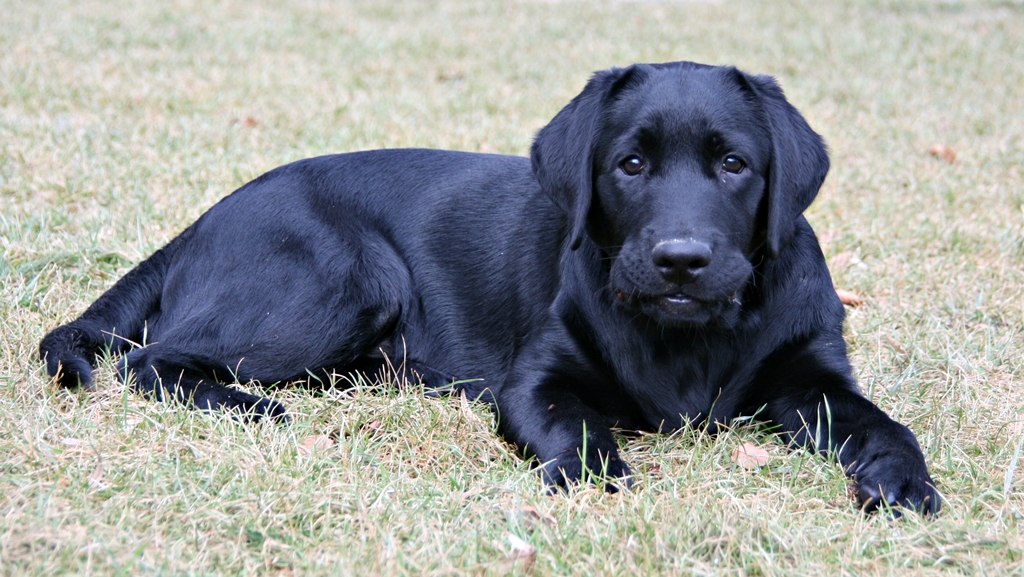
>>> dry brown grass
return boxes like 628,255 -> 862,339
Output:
2,0 -> 1023,574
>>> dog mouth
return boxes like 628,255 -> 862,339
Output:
654,294 -> 704,317
617,290 -> 742,325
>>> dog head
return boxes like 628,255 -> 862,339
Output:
531,61 -> 829,327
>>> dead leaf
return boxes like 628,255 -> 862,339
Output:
731,442 -> 770,469
231,117 -> 259,128
436,70 -> 464,82
458,391 -> 485,423
261,536 -> 290,554
519,506 -> 557,529
885,337 -> 908,356
647,464 -> 662,479
835,288 -> 864,307
453,489 -> 482,505
506,534 -> 536,572
87,462 -> 110,490
297,435 -> 336,456
928,144 -> 956,164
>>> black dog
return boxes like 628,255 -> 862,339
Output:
40,61 -> 939,513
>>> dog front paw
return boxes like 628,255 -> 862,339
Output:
540,447 -> 632,493
848,448 -> 940,515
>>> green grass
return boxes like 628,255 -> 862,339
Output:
2,0 -> 1023,574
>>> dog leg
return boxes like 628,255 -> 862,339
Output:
498,365 -> 631,492
750,335 -> 941,515
120,344 -> 287,422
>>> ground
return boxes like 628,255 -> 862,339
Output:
1,0 -> 1023,574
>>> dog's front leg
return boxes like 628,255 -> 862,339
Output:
750,334 -> 940,515
497,360 -> 631,493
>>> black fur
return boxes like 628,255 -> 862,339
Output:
40,61 -> 939,514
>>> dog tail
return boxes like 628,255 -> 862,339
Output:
39,232 -> 184,389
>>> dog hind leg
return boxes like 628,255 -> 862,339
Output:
119,344 -> 288,421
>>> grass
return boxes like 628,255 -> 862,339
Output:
2,0 -> 1023,574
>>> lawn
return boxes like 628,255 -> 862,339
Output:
2,0 -> 1023,574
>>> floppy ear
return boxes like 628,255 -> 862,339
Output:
531,67 -> 637,250
745,74 -> 830,259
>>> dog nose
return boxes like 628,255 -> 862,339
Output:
652,240 -> 712,283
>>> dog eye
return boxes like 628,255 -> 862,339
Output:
722,155 -> 746,174
620,155 -> 645,176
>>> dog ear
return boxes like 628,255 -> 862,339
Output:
531,67 -> 638,250
745,74 -> 830,259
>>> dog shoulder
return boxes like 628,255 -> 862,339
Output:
756,217 -> 845,340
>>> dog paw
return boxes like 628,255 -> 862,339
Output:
196,389 -> 289,423
249,396 -> 290,423
51,357 -> 95,390
848,449 -> 940,516
541,449 -> 632,494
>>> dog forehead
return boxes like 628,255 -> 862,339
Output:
605,66 -> 768,145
